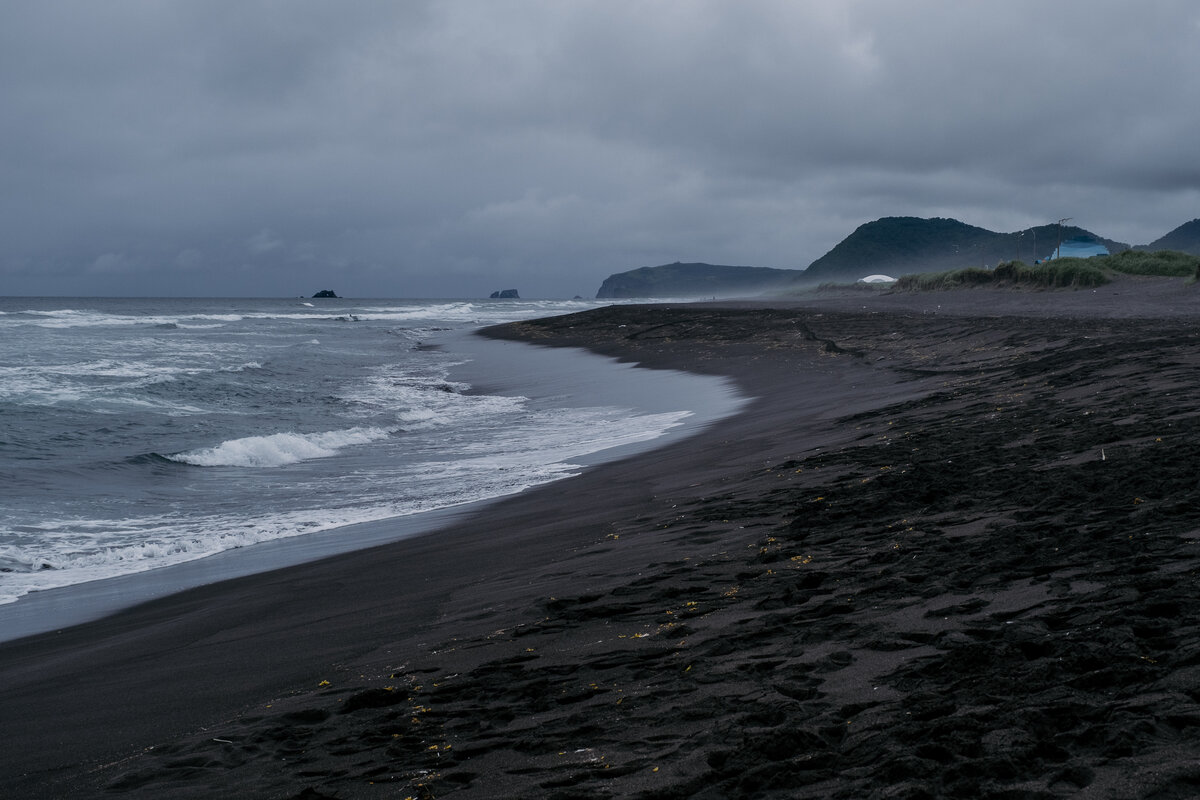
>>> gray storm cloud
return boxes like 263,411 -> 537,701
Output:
1,1 -> 1198,296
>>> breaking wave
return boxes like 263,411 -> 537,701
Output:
168,427 -> 394,468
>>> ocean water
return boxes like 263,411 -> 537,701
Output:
0,297 -> 741,624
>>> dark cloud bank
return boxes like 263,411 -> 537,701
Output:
2,1 -> 1198,298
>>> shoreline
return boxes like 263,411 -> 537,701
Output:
4,281 -> 1200,798
0,330 -> 742,643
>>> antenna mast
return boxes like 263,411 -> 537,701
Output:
1056,217 -> 1073,259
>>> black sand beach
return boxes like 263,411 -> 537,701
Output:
5,276 -> 1200,799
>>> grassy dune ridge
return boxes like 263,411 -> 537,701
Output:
894,249 -> 1200,291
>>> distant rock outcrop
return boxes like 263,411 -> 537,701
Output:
595,262 -> 800,299
312,289 -> 339,298
1138,219 -> 1200,255
490,289 -> 520,299
801,217 -> 1130,284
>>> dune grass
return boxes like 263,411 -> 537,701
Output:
1102,249 -> 1200,277
896,260 -> 1108,291
895,249 -> 1200,291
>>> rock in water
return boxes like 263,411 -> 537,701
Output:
490,289 -> 520,299
312,289 -> 339,298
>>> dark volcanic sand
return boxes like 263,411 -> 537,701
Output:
5,277 -> 1200,799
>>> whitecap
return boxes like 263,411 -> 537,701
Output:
168,426 -> 393,468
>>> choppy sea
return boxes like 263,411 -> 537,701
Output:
0,297 -> 741,634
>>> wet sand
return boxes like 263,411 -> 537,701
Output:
4,276 -> 1200,799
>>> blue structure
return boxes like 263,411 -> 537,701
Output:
1049,237 -> 1108,260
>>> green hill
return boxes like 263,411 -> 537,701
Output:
1137,219 -> 1200,254
802,217 -> 1130,284
595,262 -> 800,299
590,216 -> 1180,297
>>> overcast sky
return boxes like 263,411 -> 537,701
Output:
3,1 -> 1198,298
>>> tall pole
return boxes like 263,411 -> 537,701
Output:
1056,217 -> 1073,259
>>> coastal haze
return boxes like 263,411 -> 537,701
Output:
3,2 -> 1200,298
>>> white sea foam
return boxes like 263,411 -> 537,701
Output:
0,449 -> 594,605
169,427 -> 394,468
340,361 -> 524,428
14,309 -> 206,328
0,297 -> 739,620
30,359 -> 197,379
0,509 -> 396,604
350,300 -> 601,325
2,299 -> 611,331
455,407 -> 694,460
0,400 -> 698,604
0,368 -> 209,414
220,361 -> 263,372
0,357 -> 254,414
